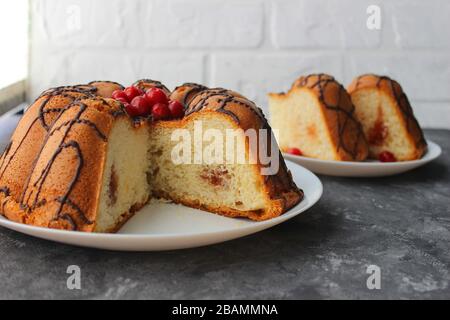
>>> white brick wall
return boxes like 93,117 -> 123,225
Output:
29,0 -> 450,129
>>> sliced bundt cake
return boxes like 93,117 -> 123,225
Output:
348,74 -> 427,161
0,81 -> 303,232
268,74 -> 368,161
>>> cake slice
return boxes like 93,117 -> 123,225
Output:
268,74 -> 368,161
348,74 -> 427,161
149,88 -> 302,221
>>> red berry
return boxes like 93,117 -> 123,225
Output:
111,90 -> 129,102
124,86 -> 143,101
125,103 -> 140,117
379,151 -> 397,162
145,88 -> 168,106
286,148 -> 303,156
168,100 -> 185,118
151,103 -> 171,120
126,96 -> 150,117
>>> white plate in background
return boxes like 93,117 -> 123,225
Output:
0,161 -> 322,251
283,140 -> 442,178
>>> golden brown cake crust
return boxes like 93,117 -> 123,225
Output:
1,97 -> 126,232
133,79 -> 171,95
0,82 -> 127,231
269,74 -> 369,161
0,82 -> 120,205
88,80 -> 124,98
170,83 -> 209,106
348,74 -> 427,158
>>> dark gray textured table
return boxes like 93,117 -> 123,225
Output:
0,129 -> 448,300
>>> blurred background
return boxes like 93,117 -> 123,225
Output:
1,0 -> 449,128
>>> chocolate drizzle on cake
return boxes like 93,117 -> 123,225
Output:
0,85 -> 117,185
51,117 -> 108,142
0,186 -> 10,213
296,73 -> 366,159
186,88 -> 270,130
133,79 -> 170,94
352,74 -> 427,148
38,85 -> 97,99
88,80 -> 124,90
0,186 -> 10,197
0,141 -> 12,171
171,83 -> 208,106
18,101 -> 108,229
0,86 -> 119,230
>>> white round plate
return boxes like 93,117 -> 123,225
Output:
283,140 -> 442,178
0,161 -> 322,251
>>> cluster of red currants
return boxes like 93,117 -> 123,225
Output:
111,86 -> 184,120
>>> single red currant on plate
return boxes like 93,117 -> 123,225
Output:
286,148 -> 303,156
168,100 -> 185,118
124,86 -> 143,101
145,88 -> 169,106
111,90 -> 129,102
378,151 -> 397,162
152,103 -> 171,120
126,96 -> 150,117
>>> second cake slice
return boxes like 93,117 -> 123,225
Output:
348,74 -> 427,161
268,74 -> 368,161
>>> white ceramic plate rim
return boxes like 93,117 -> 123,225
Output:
0,160 -> 322,242
283,139 -> 441,167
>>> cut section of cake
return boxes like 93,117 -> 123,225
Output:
348,74 -> 427,161
0,81 -> 303,232
269,74 -> 368,161
151,88 -> 302,221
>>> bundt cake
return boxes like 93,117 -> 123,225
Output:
268,74 -> 369,161
0,80 -> 302,232
348,74 -> 427,162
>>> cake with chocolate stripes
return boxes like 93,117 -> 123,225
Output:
0,80 -> 302,232
269,74 -> 369,161
348,74 -> 427,162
